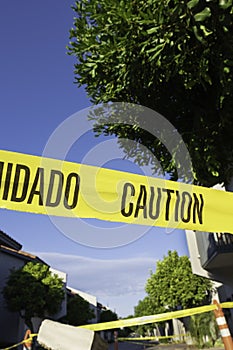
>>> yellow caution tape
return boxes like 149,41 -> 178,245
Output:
0,149 -> 233,233
219,302 -> 233,309
1,334 -> 37,350
118,334 -> 187,341
80,304 -> 216,331
2,303 -> 232,350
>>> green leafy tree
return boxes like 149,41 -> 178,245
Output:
135,296 -> 165,317
134,297 -> 163,336
99,309 -> 118,322
65,294 -> 95,326
117,315 -> 134,337
134,251 -> 213,341
3,262 -> 64,332
145,251 -> 212,310
98,309 -> 118,342
189,312 -> 219,348
68,0 -> 233,188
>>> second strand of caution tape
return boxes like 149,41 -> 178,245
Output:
2,302 -> 233,350
80,302 -> 233,331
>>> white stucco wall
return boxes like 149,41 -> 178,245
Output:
185,229 -> 211,278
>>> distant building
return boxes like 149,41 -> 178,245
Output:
67,286 -> 105,324
0,230 -> 66,346
31,268 -> 67,334
0,229 -> 107,347
66,287 -> 114,342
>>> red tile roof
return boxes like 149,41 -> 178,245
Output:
0,244 -> 47,265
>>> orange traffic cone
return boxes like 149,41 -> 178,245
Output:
213,300 -> 233,350
23,329 -> 32,350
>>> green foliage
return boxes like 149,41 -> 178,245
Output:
135,296 -> 165,317
134,297 -> 163,335
145,251 -> 212,310
117,315 -> 134,337
99,309 -> 118,322
133,251 -> 213,338
64,294 -> 95,326
189,312 -> 219,348
3,262 -> 64,330
69,0 -> 233,187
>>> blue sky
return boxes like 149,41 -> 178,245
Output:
0,1 -> 189,317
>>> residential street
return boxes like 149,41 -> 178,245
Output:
108,341 -> 145,349
108,343 -> 225,350
108,342 -> 189,350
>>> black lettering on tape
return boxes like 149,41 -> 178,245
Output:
0,162 -> 4,189
121,182 -> 135,217
134,185 -> 147,218
3,163 -> 13,200
27,168 -> 44,205
174,190 -> 180,222
11,164 -> 30,202
193,193 -> 204,224
149,187 -> 162,220
63,172 -> 80,209
46,170 -> 64,207
181,191 -> 192,223
163,188 -> 174,221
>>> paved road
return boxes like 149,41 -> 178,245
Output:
108,341 -> 145,349
108,342 -> 189,350
108,342 -> 224,350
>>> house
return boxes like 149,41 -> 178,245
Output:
31,267 -> 68,335
0,230 -> 46,345
50,268 -> 67,320
66,286 -> 105,324
0,229 -> 107,346
0,230 -> 67,346
66,287 -> 114,341
185,184 -> 233,334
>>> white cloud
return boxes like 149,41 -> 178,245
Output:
34,252 -> 156,317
